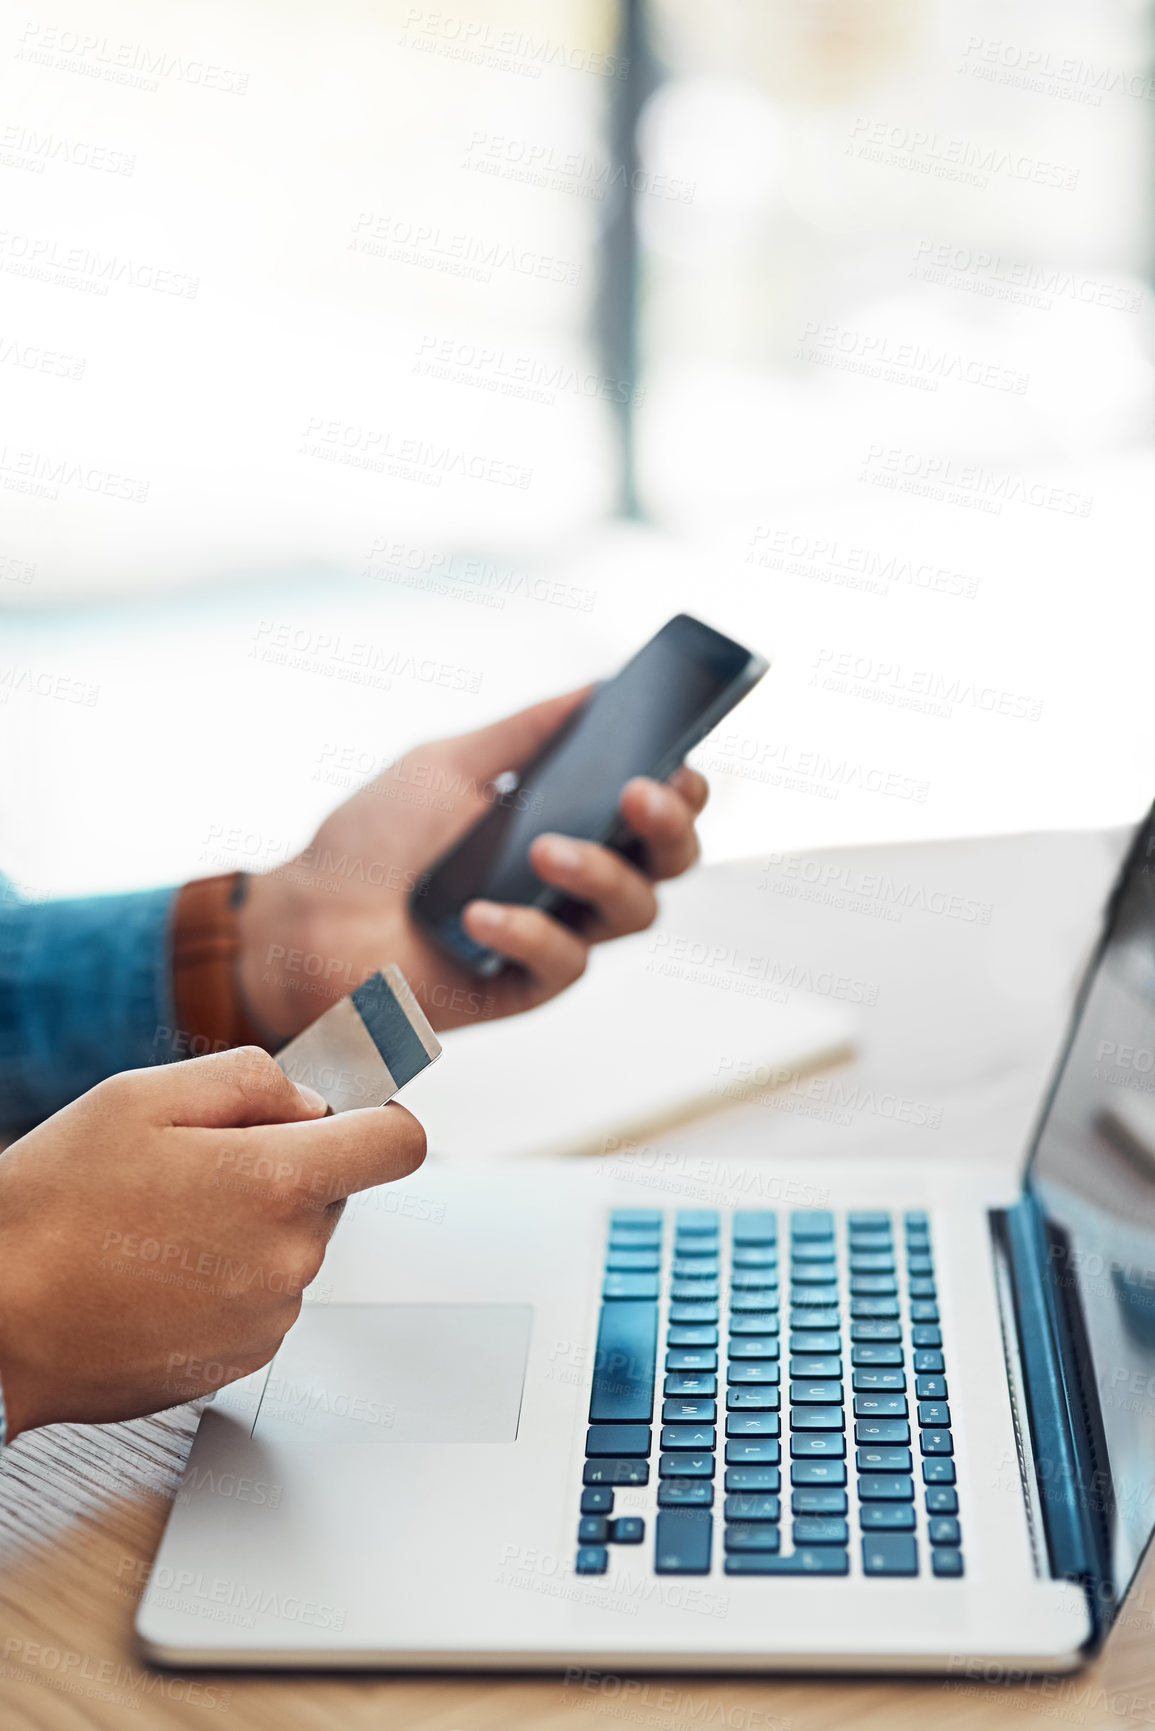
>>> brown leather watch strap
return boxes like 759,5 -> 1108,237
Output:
171,872 -> 269,1054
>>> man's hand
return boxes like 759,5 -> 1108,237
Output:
237,689 -> 709,1041
0,1049 -> 425,1440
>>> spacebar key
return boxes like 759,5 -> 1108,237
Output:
725,1547 -> 849,1575
589,1301 -> 658,1422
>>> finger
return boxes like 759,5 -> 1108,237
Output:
237,1100 -> 427,1202
529,835 -> 657,941
619,778 -> 702,882
463,899 -> 588,995
118,1047 -> 329,1130
421,685 -> 593,783
669,764 -> 710,815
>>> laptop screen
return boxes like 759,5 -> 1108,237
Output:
1028,812 -> 1155,1597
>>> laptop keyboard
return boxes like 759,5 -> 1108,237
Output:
575,1208 -> 964,1580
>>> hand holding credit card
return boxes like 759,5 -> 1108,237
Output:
275,965 -> 441,1112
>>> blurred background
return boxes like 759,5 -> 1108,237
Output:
1,0 -> 1153,897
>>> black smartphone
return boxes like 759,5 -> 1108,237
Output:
410,613 -> 769,977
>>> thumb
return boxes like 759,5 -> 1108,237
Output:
121,1047 -> 329,1129
424,685 -> 592,783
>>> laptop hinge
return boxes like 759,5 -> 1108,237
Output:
994,1193 -> 1113,1633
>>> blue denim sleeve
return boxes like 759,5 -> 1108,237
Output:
0,873 -> 178,1131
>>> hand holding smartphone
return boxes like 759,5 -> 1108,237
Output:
410,614 -> 768,977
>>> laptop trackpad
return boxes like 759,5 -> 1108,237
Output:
253,1303 -> 532,1444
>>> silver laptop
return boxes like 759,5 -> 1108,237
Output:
138,813 -> 1155,1673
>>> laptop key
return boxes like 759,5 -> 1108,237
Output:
732,1247 -> 778,1268
850,1297 -> 899,1318
673,1259 -> 720,1281
915,1375 -> 947,1399
857,1473 -> 914,1501
575,1546 -> 608,1574
791,1212 -> 835,1237
677,1211 -> 720,1234
910,1301 -> 939,1323
850,1275 -> 898,1296
655,1508 -> 712,1574
733,1292 -> 785,1314
792,1487 -> 847,1514
922,1459 -> 956,1484
732,1211 -> 778,1244
726,1387 -> 779,1411
790,1309 -> 841,1332
850,1254 -> 895,1274
658,1481 -> 714,1507
725,1440 -> 781,1465
793,1516 -> 848,1545
665,1373 -> 717,1396
580,1487 -> 614,1514
730,1313 -> 779,1335
725,1523 -> 780,1552
724,1492 -> 781,1520
667,1349 -> 718,1372
668,1326 -> 718,1349
727,1363 -> 779,1385
790,1409 -> 845,1432
913,1349 -> 944,1373
925,1487 -> 958,1514
671,1282 -> 720,1303
670,1303 -> 719,1325
789,1380 -> 843,1405
578,1516 -> 608,1543
725,1548 -> 849,1576
612,1210 -> 662,1227
586,1425 -> 651,1457
731,1270 -> 779,1292
730,1337 -> 780,1359
725,1414 -> 780,1437
860,1504 -> 915,1530
853,1369 -> 906,1391
908,1277 -> 937,1298
790,1461 -> 847,1485
920,1429 -> 953,1455
911,1325 -> 942,1348
790,1331 -> 841,1355
862,1534 -> 918,1576
856,1448 -> 912,1473
604,1273 -> 661,1301
852,1345 -> 903,1367
663,1399 -> 716,1423
610,1517 -> 645,1544
661,1425 -> 716,1450
851,1320 -> 902,1342
659,1453 -> 714,1477
608,1230 -> 661,1251
918,1402 -> 951,1427
583,1459 -> 649,1486
606,1250 -> 661,1272
590,1301 -> 658,1423
928,1516 -> 961,1545
789,1434 -> 846,1457
725,1468 -> 780,1492
791,1356 -> 842,1378
855,1419 -> 910,1445
854,1394 -> 907,1417
931,1547 -> 964,1577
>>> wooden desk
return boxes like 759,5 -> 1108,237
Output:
7,828 -> 1155,1730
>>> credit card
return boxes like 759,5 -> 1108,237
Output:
275,965 -> 442,1112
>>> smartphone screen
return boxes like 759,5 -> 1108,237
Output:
411,615 -> 766,975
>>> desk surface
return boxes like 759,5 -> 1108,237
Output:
8,827 -> 1155,1731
